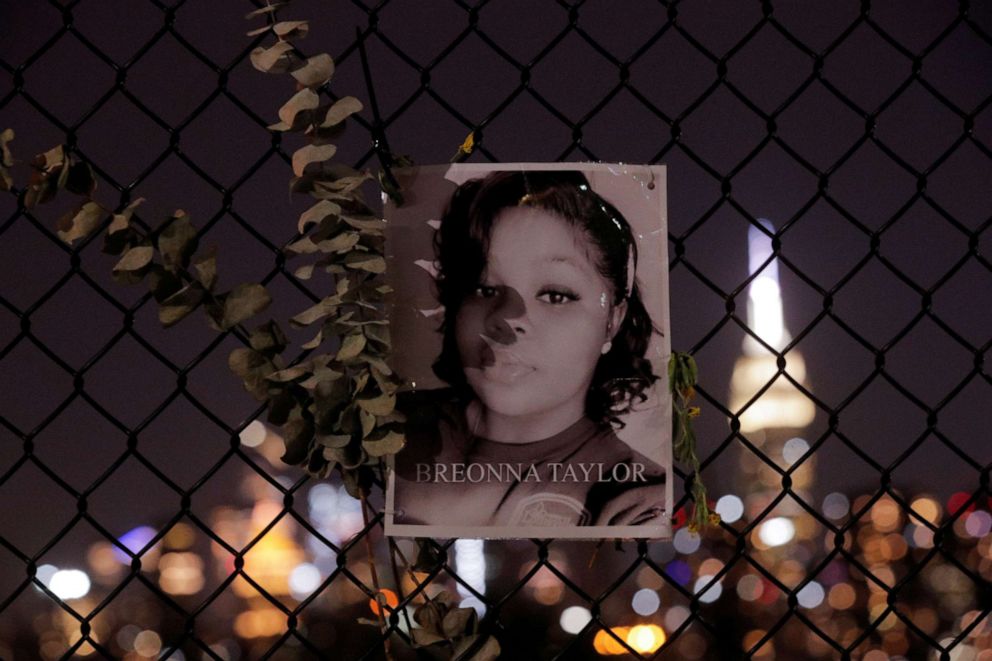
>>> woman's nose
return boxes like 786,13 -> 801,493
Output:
484,286 -> 528,344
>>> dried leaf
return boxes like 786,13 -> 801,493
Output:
363,430 -> 403,457
320,96 -> 363,127
270,88 -> 319,131
24,145 -> 65,207
0,128 -> 13,168
291,53 -> 334,88
157,211 -> 198,271
159,283 -> 205,327
247,20 -> 308,39
344,253 -> 386,273
290,264 -> 314,282
221,283 -> 272,329
282,410 -> 315,466
341,215 -> 384,231
57,201 -> 106,245
411,629 -> 446,648
285,236 -> 321,256
301,327 -> 323,350
317,433 -> 352,449
336,333 -> 366,361
266,364 -> 311,382
292,144 -> 337,178
249,320 -> 288,355
323,443 -> 366,470
192,245 -> 218,290
317,231 -> 359,254
359,410 -> 375,438
250,41 -> 295,74
357,392 -> 395,416
113,245 -> 154,274
37,144 -> 65,171
147,264 -> 183,302
244,3 -> 288,19
64,160 -> 96,196
444,608 -> 477,639
297,198 -> 340,235
290,297 -> 339,328
103,197 -> 145,255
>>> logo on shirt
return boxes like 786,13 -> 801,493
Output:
510,493 -> 590,526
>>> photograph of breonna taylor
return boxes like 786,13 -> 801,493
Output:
384,164 -> 672,539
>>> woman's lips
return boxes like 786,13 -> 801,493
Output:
476,336 -> 536,383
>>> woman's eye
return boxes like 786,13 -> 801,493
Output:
538,289 -> 578,305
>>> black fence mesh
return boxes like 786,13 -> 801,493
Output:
1,0 -> 990,659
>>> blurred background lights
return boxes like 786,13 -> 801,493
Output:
626,624 -> 665,654
870,497 -> 902,532
758,517 -> 795,547
736,574 -> 763,602
822,493 -> 850,520
48,569 -> 90,600
113,526 -> 157,564
664,560 -> 692,587
35,564 -> 58,587
693,575 -> 722,604
664,605 -> 690,632
673,528 -> 701,554
631,588 -> 661,616
368,589 -> 399,616
715,495 -> 744,523
559,605 -> 592,635
910,496 -> 941,524
965,510 -> 991,538
288,562 -> 322,600
593,628 -> 628,655
132,630 -> 162,657
239,420 -> 268,448
158,552 -> 204,596
782,437 -> 809,465
797,581 -> 825,608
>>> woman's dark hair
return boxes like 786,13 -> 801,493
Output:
431,170 -> 660,429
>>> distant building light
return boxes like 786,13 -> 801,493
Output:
288,563 -> 322,600
35,564 -> 58,588
782,437 -> 809,465
239,420 -> 268,448
560,605 -> 592,634
631,589 -> 661,616
673,528 -> 701,554
715,495 -> 744,523
758,517 -> 795,547
797,581 -> 825,608
693,575 -> 723,603
48,569 -> 91,600
822,493 -> 850,520
626,624 -> 666,654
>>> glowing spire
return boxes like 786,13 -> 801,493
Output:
730,219 -> 815,433
745,219 -> 789,355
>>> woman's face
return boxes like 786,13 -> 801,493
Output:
454,206 -> 623,429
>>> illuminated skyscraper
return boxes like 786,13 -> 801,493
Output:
729,219 -> 816,532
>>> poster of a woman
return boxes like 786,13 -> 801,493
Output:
384,164 -> 671,539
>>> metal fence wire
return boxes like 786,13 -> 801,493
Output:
1,0 -> 991,659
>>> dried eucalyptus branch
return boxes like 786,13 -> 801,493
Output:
1,135 -> 272,334
245,1 -> 406,500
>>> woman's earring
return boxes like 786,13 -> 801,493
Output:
601,341 -> 612,355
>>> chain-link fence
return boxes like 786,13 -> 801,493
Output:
1,0 -> 990,659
